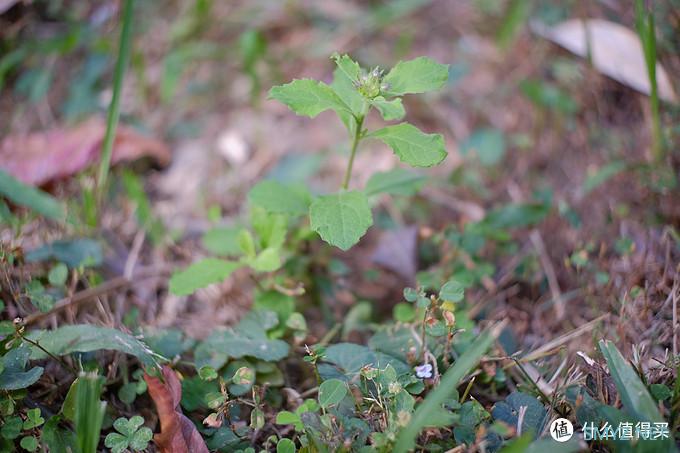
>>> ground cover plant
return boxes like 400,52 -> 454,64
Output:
0,0 -> 679,452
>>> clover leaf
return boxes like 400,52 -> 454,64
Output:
104,416 -> 153,453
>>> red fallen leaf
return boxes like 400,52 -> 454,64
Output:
0,117 -> 170,186
144,366 -> 209,453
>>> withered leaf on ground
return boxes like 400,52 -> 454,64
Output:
0,117 -> 170,186
144,366 -> 209,453
532,19 -> 677,103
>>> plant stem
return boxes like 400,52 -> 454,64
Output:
96,0 -> 134,204
635,0 -> 664,162
341,115 -> 364,190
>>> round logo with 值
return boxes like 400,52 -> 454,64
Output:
550,418 -> 574,442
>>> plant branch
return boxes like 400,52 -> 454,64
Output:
341,115 -> 364,190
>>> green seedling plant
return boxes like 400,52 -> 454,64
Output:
268,52 -> 449,250
169,53 -> 449,296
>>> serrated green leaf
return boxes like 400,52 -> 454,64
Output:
368,123 -> 447,167
365,168 -> 425,196
331,63 -> 365,134
383,56 -> 449,96
169,259 -> 241,296
248,180 -> 310,216
0,169 -> 65,221
331,53 -> 361,82
370,96 -> 405,121
202,226 -> 242,256
309,191 -> 373,251
269,79 -> 351,118
318,379 -> 348,408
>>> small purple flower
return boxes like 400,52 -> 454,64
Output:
414,363 -> 433,379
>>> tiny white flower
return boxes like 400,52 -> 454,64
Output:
414,363 -> 433,379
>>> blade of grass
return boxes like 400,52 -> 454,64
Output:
394,322 -> 504,453
96,0 -> 134,204
0,169 -> 65,221
598,340 -> 662,422
74,371 -> 106,453
634,0 -> 664,162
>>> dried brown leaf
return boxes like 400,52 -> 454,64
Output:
532,19 -> 677,102
144,366 -> 209,453
0,117 -> 170,186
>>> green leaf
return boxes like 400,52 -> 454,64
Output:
394,324 -> 499,453
27,325 -> 160,367
370,96 -> 405,121
129,427 -> 152,451
250,247 -> 281,272
0,169 -> 65,221
383,56 -> 449,96
23,408 -> 44,430
269,79 -> 351,118
309,191 -> 373,251
491,392 -> 547,439
202,226 -> 241,256
318,379 -> 348,408
169,259 -> 241,296
366,168 -> 425,197
48,263 -> 69,286
582,161 -> 627,195
248,180 -> 310,216
439,280 -> 464,302
40,416 -> 76,453
198,366 -> 218,381
0,345 -> 44,390
113,416 -> 143,437
368,123 -> 447,168
25,239 -> 102,269
1,416 -> 22,439
599,340 -> 664,422
331,53 -> 361,83
322,343 -> 410,377
460,128 -> 506,166
104,432 -> 128,453
238,229 -> 257,258
195,311 -> 290,368
251,209 -> 287,250
331,61 -> 365,133
276,411 -> 301,426
277,438 -> 296,453
20,435 -> 39,452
